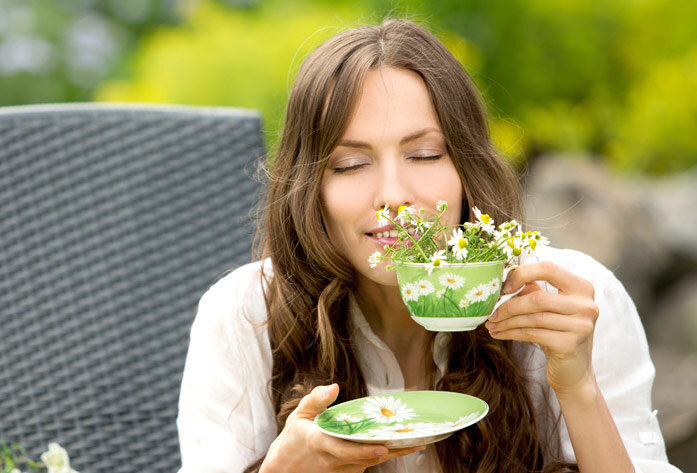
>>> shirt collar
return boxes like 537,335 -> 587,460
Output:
348,292 -> 451,383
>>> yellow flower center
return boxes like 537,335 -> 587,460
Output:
433,259 -> 441,267
513,248 -> 522,256
507,238 -> 515,248
476,290 -> 483,296
529,239 -> 537,250
398,205 -> 407,214
481,214 -> 491,224
381,408 -> 395,417
395,428 -> 414,433
458,238 -> 467,249
447,278 -> 456,284
420,284 -> 427,289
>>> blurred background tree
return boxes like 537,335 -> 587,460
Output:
1,0 -> 695,173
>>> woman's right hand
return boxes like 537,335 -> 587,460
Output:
260,384 -> 424,473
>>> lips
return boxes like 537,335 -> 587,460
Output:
365,233 -> 415,247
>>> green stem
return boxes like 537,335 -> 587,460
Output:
383,215 -> 430,262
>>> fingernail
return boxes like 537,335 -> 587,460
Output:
502,281 -> 513,294
485,322 -> 496,330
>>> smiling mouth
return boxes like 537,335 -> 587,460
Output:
366,228 -> 418,239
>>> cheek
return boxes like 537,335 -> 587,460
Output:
320,176 -> 360,244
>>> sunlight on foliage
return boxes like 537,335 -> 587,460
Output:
95,0 -> 373,152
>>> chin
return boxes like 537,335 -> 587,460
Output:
357,264 -> 399,287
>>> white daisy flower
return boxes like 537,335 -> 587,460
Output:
494,220 -> 518,241
458,297 -> 470,308
465,283 -> 491,304
401,283 -> 420,302
414,280 -> 435,296
368,251 -> 383,268
472,206 -> 495,234
440,412 -> 481,429
362,396 -> 416,423
436,289 -> 445,298
488,277 -> 502,293
436,200 -> 448,212
367,422 -> 440,438
335,413 -> 362,423
425,249 -> 447,276
397,205 -> 418,225
525,230 -> 550,252
439,272 -> 465,290
447,227 -> 469,261
415,217 -> 433,234
376,204 -> 390,226
503,236 -> 524,260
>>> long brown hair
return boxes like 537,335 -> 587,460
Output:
249,18 -> 578,472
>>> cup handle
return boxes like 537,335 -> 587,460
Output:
493,266 -> 524,312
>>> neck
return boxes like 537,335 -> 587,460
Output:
354,274 -> 428,348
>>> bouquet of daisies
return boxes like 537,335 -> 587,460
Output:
368,200 -> 548,275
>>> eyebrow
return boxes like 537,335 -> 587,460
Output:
337,127 -> 442,149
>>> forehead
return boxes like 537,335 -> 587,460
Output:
341,67 -> 442,143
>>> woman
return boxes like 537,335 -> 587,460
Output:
177,19 -> 680,473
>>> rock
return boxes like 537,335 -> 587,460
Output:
651,344 -> 697,446
645,275 -> 697,353
523,154 -> 671,315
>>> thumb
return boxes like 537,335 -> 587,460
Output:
293,383 -> 340,420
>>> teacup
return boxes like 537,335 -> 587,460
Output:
395,261 -> 521,331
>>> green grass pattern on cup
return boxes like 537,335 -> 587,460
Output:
396,261 -> 505,318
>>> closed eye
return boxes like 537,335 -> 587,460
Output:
410,154 -> 443,162
332,163 -> 367,174
332,155 -> 443,173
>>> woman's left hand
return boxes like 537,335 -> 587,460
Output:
485,261 -> 600,398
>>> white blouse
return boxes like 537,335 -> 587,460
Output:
176,246 -> 681,473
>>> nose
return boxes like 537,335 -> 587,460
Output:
372,157 -> 416,214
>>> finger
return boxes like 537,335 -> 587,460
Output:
492,290 -> 584,322
489,327 -> 581,353
487,311 -> 594,335
293,384 -> 340,420
326,438 -> 423,464
504,262 -> 593,296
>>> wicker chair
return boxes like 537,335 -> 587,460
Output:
0,103 -> 265,472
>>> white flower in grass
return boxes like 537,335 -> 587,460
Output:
401,283 -> 420,302
447,228 -> 469,261
425,250 -> 447,276
367,422 -> 440,438
472,206 -> 495,234
41,443 -> 79,473
368,251 -> 383,268
436,200 -> 448,212
335,413 -> 362,423
488,277 -> 502,293
376,204 -> 390,226
397,205 -> 418,225
436,289 -> 445,298
441,412 -> 481,429
362,396 -> 416,423
439,272 -> 465,290
465,283 -> 491,304
414,280 -> 435,296
458,297 -> 470,308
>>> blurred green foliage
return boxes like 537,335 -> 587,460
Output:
2,0 -> 696,175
